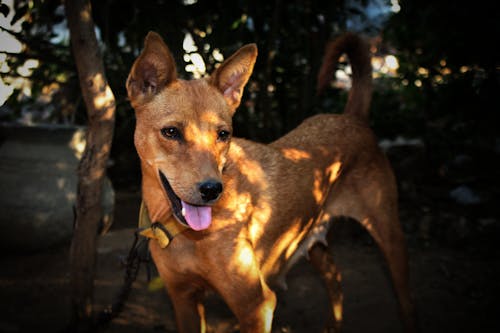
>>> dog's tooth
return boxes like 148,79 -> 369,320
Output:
181,206 -> 186,217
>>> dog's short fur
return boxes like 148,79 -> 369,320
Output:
127,32 -> 416,333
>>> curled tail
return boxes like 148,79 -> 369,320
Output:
317,33 -> 373,122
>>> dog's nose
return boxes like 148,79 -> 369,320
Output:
199,180 -> 223,202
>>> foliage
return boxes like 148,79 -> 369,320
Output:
1,0 -> 390,186
0,0 -> 77,123
1,0 -> 498,187
0,0 -> 387,132
88,0 -> 364,141
376,0 -> 500,175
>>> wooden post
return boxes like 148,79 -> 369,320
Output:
65,0 -> 116,326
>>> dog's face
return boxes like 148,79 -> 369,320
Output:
126,32 -> 257,230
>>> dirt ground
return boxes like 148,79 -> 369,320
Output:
0,181 -> 499,333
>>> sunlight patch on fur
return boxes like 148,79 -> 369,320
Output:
281,148 -> 311,162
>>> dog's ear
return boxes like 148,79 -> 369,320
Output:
127,32 -> 177,105
209,44 -> 257,111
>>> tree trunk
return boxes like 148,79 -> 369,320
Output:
65,0 -> 116,327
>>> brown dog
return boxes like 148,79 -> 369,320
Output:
126,32 -> 416,333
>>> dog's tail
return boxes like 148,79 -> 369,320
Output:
317,33 -> 373,122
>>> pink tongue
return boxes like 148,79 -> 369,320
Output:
181,201 -> 212,231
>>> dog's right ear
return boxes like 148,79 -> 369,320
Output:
126,32 -> 177,106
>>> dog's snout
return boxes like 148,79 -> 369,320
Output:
199,180 -> 223,202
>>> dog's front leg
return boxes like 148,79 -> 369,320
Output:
234,285 -> 276,333
167,285 -> 207,333
212,243 -> 277,333
149,242 -> 207,333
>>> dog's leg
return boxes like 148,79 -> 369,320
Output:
210,244 -> 277,333
166,286 -> 207,333
343,179 -> 416,332
363,213 -> 417,333
235,289 -> 276,333
309,242 -> 343,333
227,282 -> 276,333
325,170 -> 417,332
149,242 -> 207,333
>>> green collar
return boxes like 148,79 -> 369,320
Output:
138,201 -> 188,248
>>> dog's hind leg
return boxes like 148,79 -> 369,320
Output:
309,242 -> 343,333
325,170 -> 417,332
354,167 -> 417,332
361,210 -> 417,333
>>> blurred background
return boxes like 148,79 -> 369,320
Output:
0,0 -> 499,332
1,0 -> 499,195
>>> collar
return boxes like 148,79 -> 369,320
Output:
138,201 -> 188,248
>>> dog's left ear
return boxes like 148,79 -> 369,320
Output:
209,44 -> 257,111
127,32 -> 177,107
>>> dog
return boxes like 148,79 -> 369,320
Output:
126,31 -> 416,333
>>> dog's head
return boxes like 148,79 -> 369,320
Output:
126,32 -> 257,230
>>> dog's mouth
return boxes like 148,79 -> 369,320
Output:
158,171 -> 212,231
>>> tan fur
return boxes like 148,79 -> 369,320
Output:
127,31 -> 416,333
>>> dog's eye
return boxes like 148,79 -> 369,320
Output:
217,129 -> 231,142
161,127 -> 181,140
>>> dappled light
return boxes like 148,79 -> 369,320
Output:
68,129 -> 86,159
283,218 -> 316,260
90,73 -> 115,119
312,161 -> 342,205
360,217 -> 374,233
333,298 -> 343,322
229,191 -> 253,222
247,198 -> 271,242
78,4 -> 92,23
257,288 -> 276,333
260,222 -> 302,276
313,169 -> 326,204
281,147 -> 311,162
229,243 -> 260,280
230,141 -> 269,189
